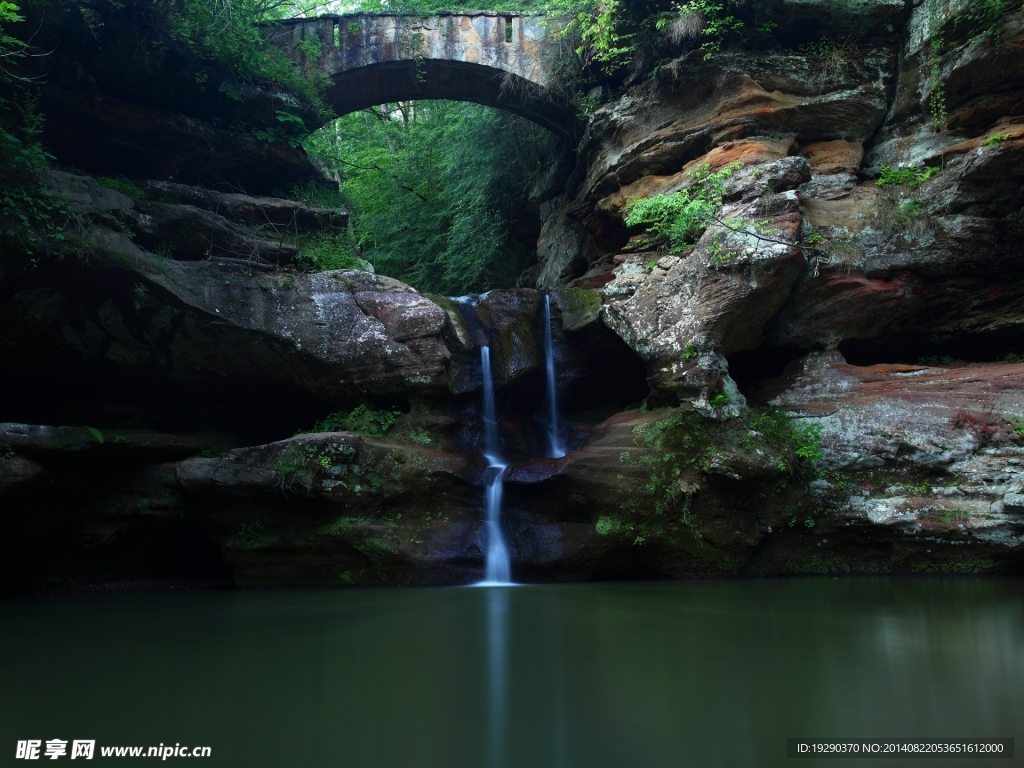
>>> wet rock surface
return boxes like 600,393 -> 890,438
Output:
4,0 -> 1024,590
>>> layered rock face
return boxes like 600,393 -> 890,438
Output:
519,0 -> 1024,577
2,0 -> 1023,591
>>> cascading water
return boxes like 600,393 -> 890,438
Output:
543,295 -> 567,459
479,345 -> 512,585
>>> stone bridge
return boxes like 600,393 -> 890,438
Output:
266,13 -> 577,140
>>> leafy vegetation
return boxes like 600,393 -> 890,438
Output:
668,0 -> 744,59
2,3 -> 67,265
876,165 -> 941,188
792,423 -> 823,463
294,232 -> 362,272
311,405 -> 402,437
922,0 -> 1016,124
303,101 -> 556,294
622,163 -> 740,253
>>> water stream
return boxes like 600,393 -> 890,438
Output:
543,295 -> 566,459
480,346 -> 511,585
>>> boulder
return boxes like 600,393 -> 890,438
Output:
176,432 -> 484,586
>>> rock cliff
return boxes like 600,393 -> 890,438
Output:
2,0 -> 1023,591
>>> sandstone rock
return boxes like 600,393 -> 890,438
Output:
0,422 -> 220,455
755,352 -> 1024,469
801,140 -> 865,174
745,352 -> 1024,572
139,181 -> 348,233
599,190 -> 805,401
0,241 -> 453,405
130,201 -> 301,266
176,432 -> 485,586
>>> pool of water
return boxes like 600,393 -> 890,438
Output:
2,579 -> 1022,767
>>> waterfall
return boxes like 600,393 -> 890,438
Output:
543,295 -> 567,459
480,346 -> 512,585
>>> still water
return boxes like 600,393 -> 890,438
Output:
2,579 -> 1022,767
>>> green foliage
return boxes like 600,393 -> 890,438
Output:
595,515 -> 620,535
951,0 -> 1011,38
298,36 -> 322,59
408,428 -> 432,445
615,410 -> 712,542
928,508 -> 969,524
87,427 -> 105,444
877,165 -> 941,188
312,405 -> 402,437
1012,419 -> 1024,436
709,392 -> 728,409
0,0 -> 23,24
0,0 -> 25,74
161,0 -> 328,114
792,423 -> 823,463
1,444 -> 14,459
237,520 -> 265,547
623,163 -> 740,253
304,101 -> 555,294
294,233 -> 362,272
984,132 -> 1010,146
670,0 -> 744,59
577,0 -> 634,72
98,176 -> 146,199
0,90 -> 68,262
0,0 -> 24,62
683,341 -> 697,360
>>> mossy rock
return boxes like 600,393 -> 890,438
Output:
553,288 -> 602,332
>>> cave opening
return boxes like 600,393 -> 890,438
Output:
839,329 -> 1024,367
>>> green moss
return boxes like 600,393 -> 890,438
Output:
553,288 -> 602,332
356,537 -> 397,578
782,552 -> 849,575
294,232 -> 363,273
235,520 -> 276,549
939,556 -> 999,574
922,508 -> 970,525
97,176 -> 146,199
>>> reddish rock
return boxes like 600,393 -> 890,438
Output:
801,140 -> 865,175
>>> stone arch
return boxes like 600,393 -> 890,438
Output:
267,13 -> 578,140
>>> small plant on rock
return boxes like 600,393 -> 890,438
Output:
312,405 -> 402,437
877,165 -> 941,188
793,423 -> 824,464
623,162 -> 740,254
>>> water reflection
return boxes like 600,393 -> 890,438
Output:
1,579 -> 1021,767
487,587 -> 509,768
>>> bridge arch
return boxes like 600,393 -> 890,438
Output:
267,13 -> 578,140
